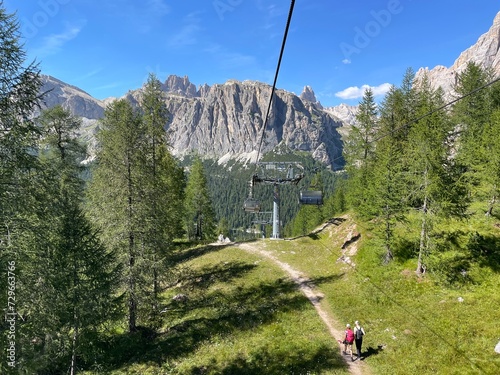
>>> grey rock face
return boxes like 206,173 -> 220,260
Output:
162,80 -> 344,169
415,11 -> 500,98
39,75 -> 105,119
162,75 -> 199,98
36,74 -> 344,169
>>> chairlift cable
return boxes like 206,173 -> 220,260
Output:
255,0 -> 296,168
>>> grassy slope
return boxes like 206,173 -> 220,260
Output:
93,214 -> 500,375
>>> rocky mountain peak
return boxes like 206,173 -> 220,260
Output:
416,11 -> 500,98
39,75 -> 105,119
162,75 -> 199,98
300,86 -> 317,103
324,103 -> 358,126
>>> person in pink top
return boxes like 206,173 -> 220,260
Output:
343,323 -> 355,361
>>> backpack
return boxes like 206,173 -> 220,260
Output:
346,329 -> 354,343
355,327 -> 364,339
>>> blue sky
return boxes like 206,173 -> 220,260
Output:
5,0 -> 500,107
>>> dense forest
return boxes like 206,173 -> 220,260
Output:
1,3 -> 500,373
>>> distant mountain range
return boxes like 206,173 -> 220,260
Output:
39,74 -> 350,169
39,11 -> 500,168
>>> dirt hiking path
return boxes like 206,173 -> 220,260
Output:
237,242 -> 370,375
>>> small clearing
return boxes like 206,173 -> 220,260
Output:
237,241 -> 370,375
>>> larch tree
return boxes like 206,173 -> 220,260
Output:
87,99 -> 144,333
452,62 -> 492,204
343,88 -> 378,218
404,74 -> 463,275
372,85 -> 410,264
88,90 -> 185,332
482,109 -> 500,216
184,157 -> 216,241
138,74 -> 185,326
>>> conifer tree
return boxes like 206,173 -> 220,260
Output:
343,88 -> 378,218
88,91 -> 185,331
184,157 -> 216,241
372,85 -> 410,263
404,74 -> 461,275
453,63 -> 498,215
138,74 -> 185,326
0,4 -> 42,372
482,109 -> 500,216
87,99 -> 144,332
18,106 -> 121,374
0,4 -> 41,263
452,63 -> 490,186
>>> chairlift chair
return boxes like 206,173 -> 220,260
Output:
243,198 -> 261,213
299,190 -> 323,205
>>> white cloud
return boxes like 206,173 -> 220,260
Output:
147,0 -> 170,16
34,22 -> 85,57
335,83 -> 392,100
204,44 -> 256,69
168,13 -> 202,47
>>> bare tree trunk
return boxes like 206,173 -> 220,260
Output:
70,322 -> 78,375
416,168 -> 430,275
383,204 -> 393,264
486,191 -> 496,216
127,155 -> 137,333
416,194 -> 428,276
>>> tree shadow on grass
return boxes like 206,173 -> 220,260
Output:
95,269 -> 347,373
188,345 -> 347,374
468,232 -> 500,272
177,261 -> 258,291
168,243 -> 230,264
170,240 -> 260,264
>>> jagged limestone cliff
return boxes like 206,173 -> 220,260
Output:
415,11 -> 500,97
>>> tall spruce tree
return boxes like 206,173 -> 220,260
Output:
0,3 -> 42,372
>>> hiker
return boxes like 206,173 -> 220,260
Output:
354,320 -> 366,360
343,323 -> 355,361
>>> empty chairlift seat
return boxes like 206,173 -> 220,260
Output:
299,190 -> 323,205
243,198 -> 261,213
